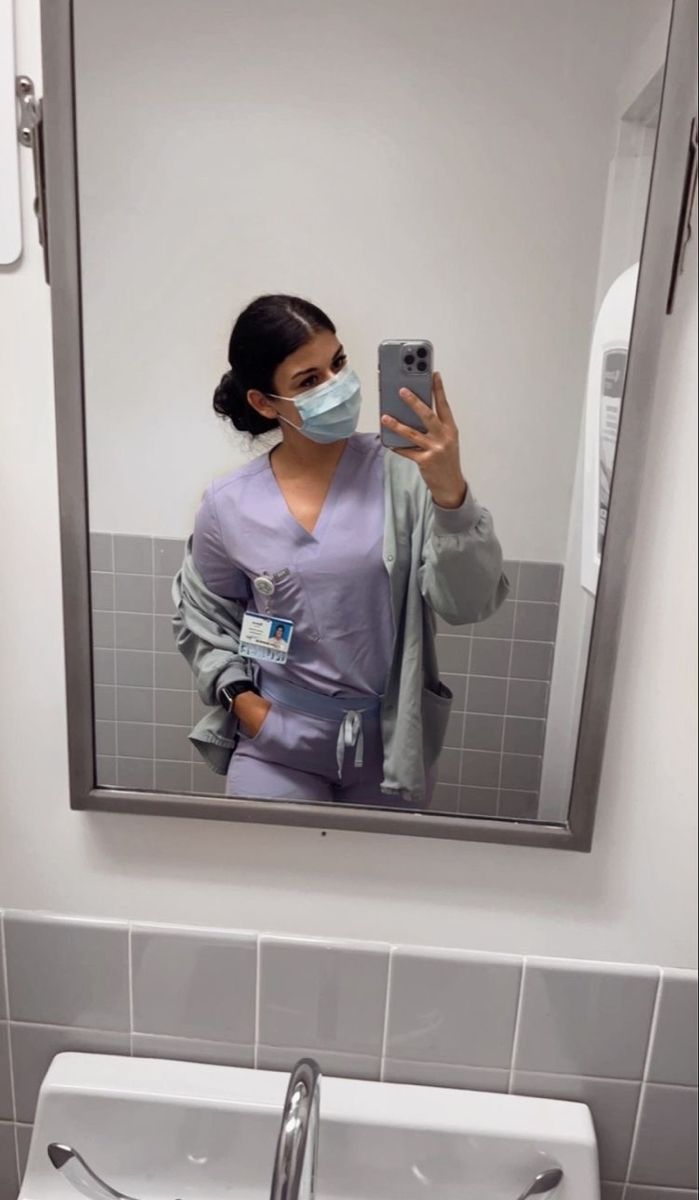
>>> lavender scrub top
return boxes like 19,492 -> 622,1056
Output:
191,433 -> 394,698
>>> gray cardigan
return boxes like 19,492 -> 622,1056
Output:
172,450 -> 509,803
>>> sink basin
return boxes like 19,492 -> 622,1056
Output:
21,1053 -> 600,1199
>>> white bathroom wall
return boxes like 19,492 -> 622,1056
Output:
0,0 -> 696,970
73,0 -> 651,560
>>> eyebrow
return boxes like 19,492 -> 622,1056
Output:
290,345 -> 345,381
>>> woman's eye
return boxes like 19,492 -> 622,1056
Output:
298,376 -> 318,391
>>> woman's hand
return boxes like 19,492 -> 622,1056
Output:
381,371 -> 468,509
234,691 -> 272,738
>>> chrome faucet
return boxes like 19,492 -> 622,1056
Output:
269,1058 -> 321,1200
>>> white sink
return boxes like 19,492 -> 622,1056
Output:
20,1053 -> 600,1199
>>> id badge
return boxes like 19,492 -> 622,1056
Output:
240,611 -> 294,664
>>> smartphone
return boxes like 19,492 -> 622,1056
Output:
378,339 -> 434,448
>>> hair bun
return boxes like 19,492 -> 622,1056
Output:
213,367 -> 277,435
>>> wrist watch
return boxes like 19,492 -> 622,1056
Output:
218,680 -> 259,713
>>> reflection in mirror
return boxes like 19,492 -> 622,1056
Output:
79,0 -> 672,823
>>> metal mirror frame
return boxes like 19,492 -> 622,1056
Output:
39,0 -> 697,849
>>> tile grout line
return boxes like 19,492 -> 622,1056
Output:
253,936 -> 262,1070
378,948 -> 395,1083
507,958 -> 527,1094
622,968 -> 664,1197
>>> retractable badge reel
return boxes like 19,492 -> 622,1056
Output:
240,573 -> 295,664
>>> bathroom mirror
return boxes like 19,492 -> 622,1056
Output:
40,0 -> 697,846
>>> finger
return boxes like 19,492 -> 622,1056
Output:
381,413 -> 431,448
398,386 -> 439,428
390,446 -> 425,460
433,372 -> 457,429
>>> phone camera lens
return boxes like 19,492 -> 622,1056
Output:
417,361 -> 427,372
416,347 -> 428,359
404,353 -> 415,366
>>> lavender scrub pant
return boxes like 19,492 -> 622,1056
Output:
226,684 -> 433,807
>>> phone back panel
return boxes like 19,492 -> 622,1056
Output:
378,339 -> 434,448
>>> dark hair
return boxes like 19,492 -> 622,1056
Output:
213,294 -> 336,435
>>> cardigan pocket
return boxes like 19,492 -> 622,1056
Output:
421,680 -> 453,768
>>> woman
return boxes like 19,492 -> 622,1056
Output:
174,294 -> 508,806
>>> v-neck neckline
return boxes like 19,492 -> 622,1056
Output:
266,439 -> 352,542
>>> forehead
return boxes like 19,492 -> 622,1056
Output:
278,329 -> 342,375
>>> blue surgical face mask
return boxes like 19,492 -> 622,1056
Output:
268,364 -> 362,444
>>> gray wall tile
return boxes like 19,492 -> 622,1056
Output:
115,650 -> 153,688
153,539 -> 185,577
510,641 -> 553,681
114,535 -> 152,575
507,679 -> 549,718
385,948 -> 521,1069
515,959 -> 659,1080
0,1122 -> 18,1200
499,791 -> 539,819
93,649 -> 115,686
503,717 -> 545,756
513,1071 -> 640,1182
600,1185 -> 624,1200
117,759 -> 154,790
89,532 -> 113,573
436,635 -> 470,673
459,786 -> 500,816
94,722 -> 116,757
518,563 -> 563,603
91,612 -> 115,650
630,1085 -> 698,1189
90,573 -> 114,612
132,1033 -> 253,1069
155,653 -> 192,690
648,971 -> 698,1087
436,748 -> 461,785
383,1059 -> 509,1093
10,1024 -> 130,1124
154,577 -> 176,616
155,690 -> 192,727
259,937 -> 389,1057
116,687 -> 153,723
463,714 -> 503,752
117,723 -> 154,760
514,602 -> 559,642
94,685 -> 116,721
154,616 -> 177,652
466,675 -> 507,715
501,754 -> 541,791
155,726 -> 192,763
155,761 -> 192,793
131,926 -> 256,1044
441,674 -> 467,711
461,749 -> 500,788
471,601 -> 516,640
443,713 -> 465,749
191,765 -> 226,794
470,639 -> 512,677
115,613 -> 153,651
626,1190 -> 698,1200
4,915 -> 130,1032
257,1044 -> 380,1081
16,1126 -> 31,1182
430,783 -> 460,813
115,574 -> 152,614
0,1027 -> 12,1121
96,758 -> 117,787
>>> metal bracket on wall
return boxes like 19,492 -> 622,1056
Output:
666,115 -> 698,314
15,74 -> 50,284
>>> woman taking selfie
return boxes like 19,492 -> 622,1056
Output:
174,293 -> 508,807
